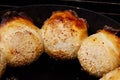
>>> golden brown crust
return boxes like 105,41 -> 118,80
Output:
100,67 -> 120,80
41,10 -> 88,60
0,49 -> 6,78
47,10 -> 87,30
77,29 -> 120,77
0,11 -> 43,67
0,11 -> 32,25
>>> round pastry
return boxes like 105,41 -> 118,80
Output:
41,10 -> 88,60
0,11 -> 44,67
100,67 -> 120,80
77,29 -> 120,77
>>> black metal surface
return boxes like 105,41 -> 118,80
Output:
0,4 -> 120,80
0,0 -> 120,23
59,1 -> 120,23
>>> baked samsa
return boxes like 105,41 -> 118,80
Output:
41,10 -> 88,60
77,29 -> 120,77
0,49 -> 6,78
0,11 -> 43,67
100,67 -> 120,80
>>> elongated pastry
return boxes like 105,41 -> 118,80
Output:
41,10 -> 88,60
77,29 -> 120,77
0,49 -> 6,78
100,67 -> 120,80
0,11 -> 43,67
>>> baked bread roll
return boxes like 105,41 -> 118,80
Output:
77,29 -> 120,77
0,11 -> 43,67
0,49 -> 6,78
100,67 -> 120,80
41,10 -> 88,60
